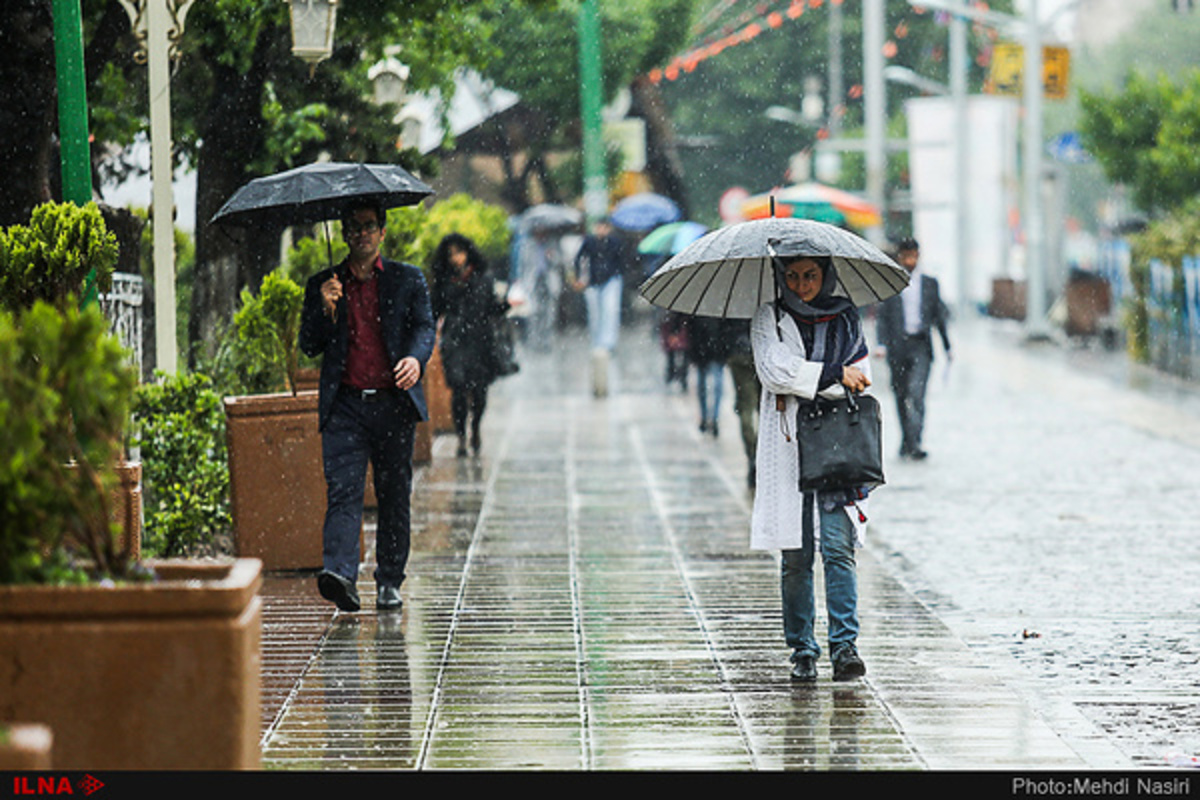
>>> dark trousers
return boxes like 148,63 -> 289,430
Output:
887,336 -> 933,454
321,387 -> 417,588
450,384 -> 488,441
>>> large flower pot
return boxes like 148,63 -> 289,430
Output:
224,392 -> 327,571
427,342 -> 453,435
0,559 -> 262,770
225,392 -> 369,570
114,460 -> 142,561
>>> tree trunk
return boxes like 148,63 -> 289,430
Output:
630,76 -> 690,218
0,1 -> 57,226
188,60 -> 270,366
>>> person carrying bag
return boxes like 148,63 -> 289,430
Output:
749,254 -> 879,684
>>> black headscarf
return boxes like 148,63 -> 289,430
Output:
772,256 -> 867,367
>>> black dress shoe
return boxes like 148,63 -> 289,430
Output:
831,644 -> 866,681
317,570 -> 361,612
377,584 -> 402,611
790,655 -> 818,683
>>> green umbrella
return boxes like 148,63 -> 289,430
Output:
638,221 -> 708,255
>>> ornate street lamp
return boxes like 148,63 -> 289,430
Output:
116,0 -> 195,375
287,0 -> 339,67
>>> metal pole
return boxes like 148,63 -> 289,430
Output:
862,0 -> 886,245
1023,0 -> 1048,338
51,0 -> 96,304
147,0 -> 178,374
950,11 -> 969,314
52,0 -> 92,206
578,0 -> 607,225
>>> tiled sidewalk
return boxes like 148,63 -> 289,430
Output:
254,314 -> 1110,771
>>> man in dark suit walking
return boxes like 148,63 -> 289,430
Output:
875,238 -> 951,460
299,200 -> 436,612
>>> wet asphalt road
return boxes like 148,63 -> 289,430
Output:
254,305 -> 1200,771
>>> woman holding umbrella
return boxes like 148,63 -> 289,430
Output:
751,255 -> 873,683
429,233 -> 510,457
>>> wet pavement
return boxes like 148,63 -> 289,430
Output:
254,305 -> 1200,771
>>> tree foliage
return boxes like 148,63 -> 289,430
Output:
476,0 -> 700,206
0,302 -> 138,584
0,201 -> 118,313
657,1 -> 1013,226
132,372 -> 230,559
1080,69 -> 1200,216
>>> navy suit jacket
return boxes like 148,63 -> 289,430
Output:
299,258 -> 436,430
876,274 -> 951,359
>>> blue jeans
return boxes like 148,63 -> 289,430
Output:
781,503 -> 859,659
584,275 -> 623,352
695,361 -> 724,426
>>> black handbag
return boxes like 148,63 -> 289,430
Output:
488,315 -> 520,378
795,391 -> 885,492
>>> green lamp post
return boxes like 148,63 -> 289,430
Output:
52,0 -> 96,303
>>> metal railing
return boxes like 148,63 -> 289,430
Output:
99,271 -> 145,377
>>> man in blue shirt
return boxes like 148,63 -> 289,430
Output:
573,217 -> 628,396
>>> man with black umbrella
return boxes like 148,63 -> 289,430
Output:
299,200 -> 436,612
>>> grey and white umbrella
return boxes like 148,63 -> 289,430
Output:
638,217 -> 908,319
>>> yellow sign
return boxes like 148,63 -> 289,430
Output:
986,43 -> 1071,99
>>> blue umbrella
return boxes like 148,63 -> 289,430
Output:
609,192 -> 682,232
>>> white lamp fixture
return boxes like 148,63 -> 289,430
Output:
287,0 -> 339,66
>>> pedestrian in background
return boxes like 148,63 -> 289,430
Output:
299,200 -> 436,613
659,311 -> 690,392
515,229 -> 561,351
725,318 -> 761,487
750,255 -> 872,683
686,314 -> 730,437
573,217 -> 628,397
875,238 -> 951,460
429,233 -> 510,457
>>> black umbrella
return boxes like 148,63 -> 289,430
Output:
638,217 -> 908,319
210,161 -> 434,229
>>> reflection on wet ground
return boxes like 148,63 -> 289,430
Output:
255,314 -> 1106,771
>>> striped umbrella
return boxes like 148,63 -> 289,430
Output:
740,182 -> 882,230
638,217 -> 907,319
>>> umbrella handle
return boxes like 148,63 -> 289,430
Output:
767,243 -> 784,342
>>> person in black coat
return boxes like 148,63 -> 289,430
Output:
299,200 -> 436,613
429,233 -> 510,457
686,315 -> 734,437
875,238 -> 951,460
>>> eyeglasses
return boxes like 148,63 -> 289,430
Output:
344,220 -> 381,236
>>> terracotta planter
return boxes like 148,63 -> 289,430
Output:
427,342 -> 453,435
293,366 -> 320,393
224,392 -> 327,571
113,460 -> 142,561
67,460 -> 142,561
0,559 -> 262,770
0,724 -> 52,770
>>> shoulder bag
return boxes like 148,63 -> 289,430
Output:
795,390 -> 885,492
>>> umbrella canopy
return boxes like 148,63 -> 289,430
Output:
211,161 -> 434,228
609,192 -> 682,232
513,203 -> 583,234
638,217 -> 908,319
637,221 -> 709,255
740,182 -> 882,229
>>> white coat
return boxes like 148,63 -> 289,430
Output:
749,301 -> 872,552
